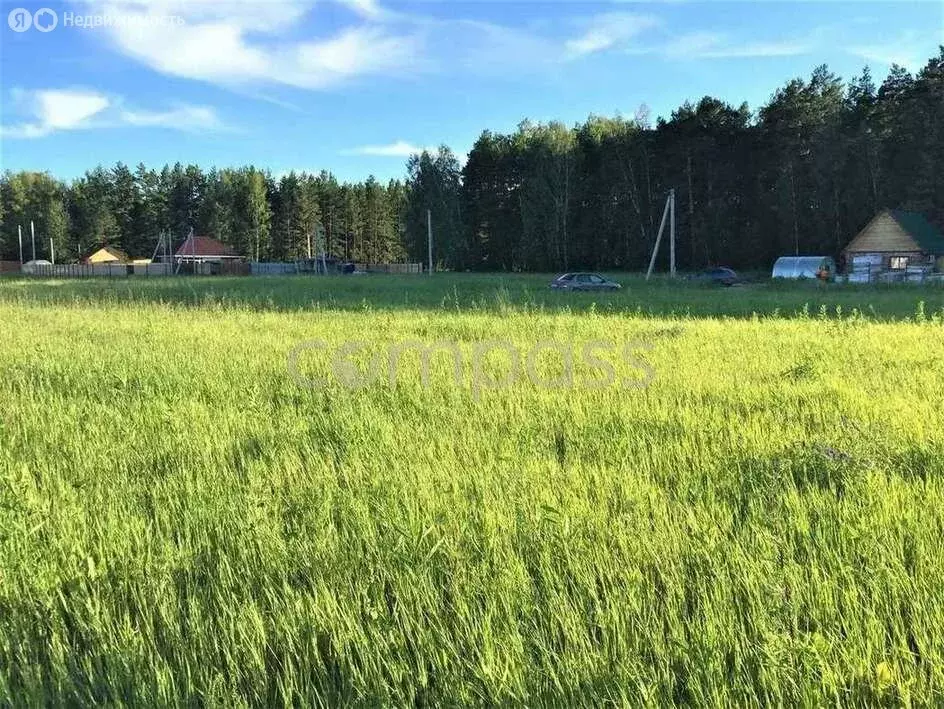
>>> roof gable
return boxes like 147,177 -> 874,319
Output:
87,245 -> 129,262
844,212 -> 917,253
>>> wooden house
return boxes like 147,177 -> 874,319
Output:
843,210 -> 944,274
174,235 -> 240,263
84,245 -> 129,265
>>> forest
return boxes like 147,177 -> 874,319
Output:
1,49 -> 941,272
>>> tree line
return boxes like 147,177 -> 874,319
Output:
2,49 -> 941,271
0,165 -> 408,264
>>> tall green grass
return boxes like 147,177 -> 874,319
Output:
1,272 -> 942,319
0,276 -> 942,705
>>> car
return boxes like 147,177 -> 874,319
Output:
694,267 -> 739,286
550,272 -> 622,291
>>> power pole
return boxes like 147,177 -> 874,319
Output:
645,192 -> 673,281
427,208 -> 433,275
320,226 -> 327,275
30,220 -> 36,261
50,238 -> 55,265
17,225 -> 23,264
669,188 -> 676,278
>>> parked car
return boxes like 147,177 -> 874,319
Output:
550,273 -> 622,291
694,267 -> 739,286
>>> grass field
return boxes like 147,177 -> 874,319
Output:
1,274 -> 943,706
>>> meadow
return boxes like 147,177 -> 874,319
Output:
0,274 -> 943,706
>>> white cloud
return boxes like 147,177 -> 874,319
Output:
656,31 -> 810,59
847,33 -> 926,71
338,0 -> 385,20
1,89 -> 109,138
294,27 -> 419,80
565,13 -> 660,58
342,140 -> 434,157
68,0 -> 833,99
85,0 -> 423,90
119,104 -> 226,131
1,87 -> 228,138
444,20 -> 562,76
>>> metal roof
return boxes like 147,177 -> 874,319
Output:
888,210 -> 944,254
175,235 -> 239,258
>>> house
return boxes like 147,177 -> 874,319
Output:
174,235 -> 241,263
84,245 -> 129,265
843,210 -> 944,275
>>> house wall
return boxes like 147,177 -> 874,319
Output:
846,251 -> 932,272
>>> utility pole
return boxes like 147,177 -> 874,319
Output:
50,238 -> 55,265
30,220 -> 36,261
669,188 -> 676,278
427,209 -> 433,275
645,192 -> 672,281
320,226 -> 327,275
17,225 -> 23,264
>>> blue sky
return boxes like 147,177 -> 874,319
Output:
1,0 -> 941,182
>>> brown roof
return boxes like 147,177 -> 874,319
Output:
175,235 -> 239,258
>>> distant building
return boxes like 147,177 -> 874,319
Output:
84,245 -> 129,265
174,235 -> 241,263
843,210 -> 944,274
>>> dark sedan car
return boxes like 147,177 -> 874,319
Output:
694,267 -> 739,286
550,273 -> 622,291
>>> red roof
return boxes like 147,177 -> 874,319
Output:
175,235 -> 239,258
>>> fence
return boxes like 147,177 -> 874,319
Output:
251,261 -> 423,275
251,262 -> 299,276
356,263 -> 424,274
23,262 -> 258,278
847,264 -> 939,284
178,261 -> 250,276
21,260 -> 426,278
28,263 -> 173,278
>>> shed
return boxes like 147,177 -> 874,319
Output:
174,235 -> 240,263
843,210 -> 944,274
772,256 -> 836,280
84,245 -> 129,264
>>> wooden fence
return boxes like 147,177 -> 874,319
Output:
250,262 -> 299,275
356,263 -> 424,274
20,260 -> 423,278
27,263 -> 173,277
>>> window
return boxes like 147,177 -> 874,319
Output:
589,275 -> 604,284
889,256 -> 909,270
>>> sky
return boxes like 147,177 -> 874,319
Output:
0,0 -> 941,183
